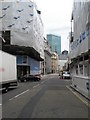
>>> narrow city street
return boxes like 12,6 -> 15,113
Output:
2,74 -> 88,118
0,0 -> 90,119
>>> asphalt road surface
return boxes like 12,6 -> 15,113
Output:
2,74 -> 89,118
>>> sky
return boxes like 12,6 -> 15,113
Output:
34,0 -> 73,52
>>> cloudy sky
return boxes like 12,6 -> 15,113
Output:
34,0 -> 73,52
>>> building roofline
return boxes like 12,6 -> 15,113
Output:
47,34 -> 61,38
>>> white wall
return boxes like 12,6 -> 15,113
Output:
72,75 -> 90,99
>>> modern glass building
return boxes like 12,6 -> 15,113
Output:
47,34 -> 61,57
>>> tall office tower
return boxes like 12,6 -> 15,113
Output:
47,34 -> 61,57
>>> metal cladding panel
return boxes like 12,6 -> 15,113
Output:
1,0 -> 44,59
1,2 -> 13,30
70,2 -> 90,59
17,55 -> 22,65
0,50 -> 17,82
28,56 -> 40,75
0,2 -> 2,32
11,30 -> 34,48
33,7 -> 44,59
72,76 -> 90,99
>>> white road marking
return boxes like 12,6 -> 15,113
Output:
9,97 -> 15,101
33,84 -> 40,88
66,86 -> 90,107
14,89 -> 29,98
9,89 -> 29,101
0,104 -> 2,106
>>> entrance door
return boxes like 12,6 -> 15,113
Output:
23,66 -> 30,75
17,66 -> 30,79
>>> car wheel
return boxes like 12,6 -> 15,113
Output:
38,79 -> 40,81
24,79 -> 27,82
4,87 -> 8,93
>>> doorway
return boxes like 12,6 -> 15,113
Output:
17,65 -> 30,79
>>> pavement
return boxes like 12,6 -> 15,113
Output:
69,85 -> 90,107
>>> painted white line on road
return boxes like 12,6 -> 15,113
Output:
66,86 -> 90,107
0,104 -> 2,106
9,97 -> 15,101
15,89 -> 29,98
9,89 -> 30,101
33,84 -> 40,88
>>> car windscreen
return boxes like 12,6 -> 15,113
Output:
63,71 -> 70,74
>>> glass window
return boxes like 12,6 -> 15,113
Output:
79,64 -> 83,75
23,56 -> 27,64
89,64 -> 90,76
84,64 -> 88,76
76,65 -> 78,75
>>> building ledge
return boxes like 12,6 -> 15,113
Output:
2,44 -> 44,61
71,49 -> 90,61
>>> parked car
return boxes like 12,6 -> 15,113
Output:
62,71 -> 71,79
20,74 -> 41,82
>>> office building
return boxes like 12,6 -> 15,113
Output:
47,34 -> 61,57
40,38 -> 52,75
51,52 -> 58,73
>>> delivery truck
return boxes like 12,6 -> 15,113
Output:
0,50 -> 18,92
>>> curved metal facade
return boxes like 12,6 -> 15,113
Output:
0,0 -> 44,59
